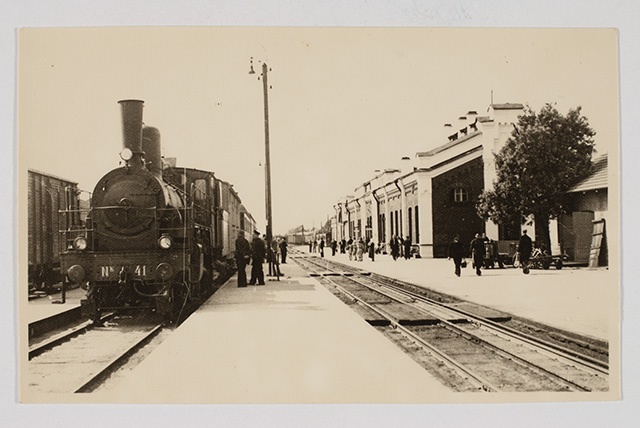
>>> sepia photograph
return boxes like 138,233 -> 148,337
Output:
5,1 -> 639,427
18,25 -> 619,404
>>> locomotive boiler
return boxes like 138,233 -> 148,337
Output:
59,99 -> 242,322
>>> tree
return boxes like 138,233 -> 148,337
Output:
476,103 -> 596,251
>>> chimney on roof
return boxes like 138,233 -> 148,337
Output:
466,111 -> 478,129
443,123 -> 453,141
458,115 -> 468,136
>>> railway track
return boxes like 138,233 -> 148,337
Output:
293,254 -> 609,392
27,317 -> 163,394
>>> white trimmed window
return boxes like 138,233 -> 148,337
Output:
452,187 -> 468,203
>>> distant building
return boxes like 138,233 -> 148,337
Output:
286,225 -> 319,245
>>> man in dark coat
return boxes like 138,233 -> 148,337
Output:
319,238 -> 325,257
279,238 -> 288,264
403,236 -> 412,260
235,231 -> 251,287
448,234 -> 464,277
470,232 -> 486,276
390,237 -> 400,260
367,238 -> 375,261
249,230 -> 266,285
518,229 -> 533,272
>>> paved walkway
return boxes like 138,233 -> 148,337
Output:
25,287 -> 85,324
106,261 -> 454,403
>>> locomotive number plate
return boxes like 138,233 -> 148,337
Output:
99,264 -> 150,279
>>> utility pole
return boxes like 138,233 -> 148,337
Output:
249,58 -> 278,278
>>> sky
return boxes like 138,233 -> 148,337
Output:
19,27 -> 618,235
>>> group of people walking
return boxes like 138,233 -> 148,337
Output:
448,230 -> 533,277
237,227 -> 535,286
235,231 -> 289,287
309,236 -> 415,263
389,236 -> 412,261
345,238 -> 370,262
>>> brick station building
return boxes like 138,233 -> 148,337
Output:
331,102 -> 609,262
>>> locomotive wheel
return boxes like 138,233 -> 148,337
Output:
542,260 -> 551,270
523,265 -> 530,274
555,259 -> 563,270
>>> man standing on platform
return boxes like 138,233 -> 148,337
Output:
235,231 -> 251,287
249,230 -> 266,285
279,238 -> 288,264
518,229 -> 533,273
470,232 -> 486,276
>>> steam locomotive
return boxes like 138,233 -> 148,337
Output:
59,100 -> 255,321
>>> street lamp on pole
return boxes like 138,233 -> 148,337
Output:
249,57 -> 278,278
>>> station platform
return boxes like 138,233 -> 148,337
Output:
106,261 -> 455,403
26,286 -> 85,325
304,247 -> 617,342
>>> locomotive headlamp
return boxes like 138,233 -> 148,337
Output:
120,147 -> 133,161
158,234 -> 173,249
73,236 -> 88,251
67,264 -> 86,284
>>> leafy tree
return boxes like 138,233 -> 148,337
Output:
476,103 -> 596,251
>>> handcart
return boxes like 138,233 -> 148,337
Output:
518,247 -> 569,273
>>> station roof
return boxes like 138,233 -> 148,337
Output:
569,153 -> 608,192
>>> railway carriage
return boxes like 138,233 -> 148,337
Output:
27,170 -> 82,292
59,99 -> 254,321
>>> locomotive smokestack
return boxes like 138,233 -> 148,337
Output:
118,99 -> 145,169
142,126 -> 162,179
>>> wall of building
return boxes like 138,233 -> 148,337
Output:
431,156 -> 485,257
558,188 -> 608,263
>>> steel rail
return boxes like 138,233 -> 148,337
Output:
74,324 -> 163,393
366,271 -> 609,374
299,256 -> 606,392
318,257 -> 608,373
293,257 -> 498,392
28,312 -> 116,360
319,262 -> 591,392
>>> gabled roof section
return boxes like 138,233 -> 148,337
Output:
569,154 -> 608,192
490,103 -> 525,110
416,130 -> 481,158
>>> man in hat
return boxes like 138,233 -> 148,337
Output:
518,229 -> 533,273
448,234 -> 464,277
249,230 -> 266,285
470,232 -> 486,276
235,231 -> 251,287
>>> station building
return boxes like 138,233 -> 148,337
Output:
331,103 -> 609,262
558,154 -> 609,265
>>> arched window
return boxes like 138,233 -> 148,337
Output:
451,187 -> 469,203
